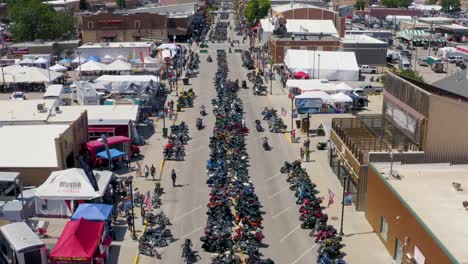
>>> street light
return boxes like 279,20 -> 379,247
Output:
317,54 -> 321,79
339,175 -> 348,236
125,176 -> 137,240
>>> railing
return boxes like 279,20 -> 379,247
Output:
368,151 -> 426,164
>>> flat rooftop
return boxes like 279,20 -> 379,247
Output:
0,125 -> 69,168
260,19 -> 338,36
371,162 -> 468,263
0,100 -> 56,123
343,34 -> 386,44
48,105 -> 139,125
418,17 -> 454,23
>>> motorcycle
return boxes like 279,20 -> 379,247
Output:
255,119 -> 263,132
196,118 -> 203,130
200,105 -> 207,116
242,80 -> 247,89
207,55 -> 213,62
262,137 -> 270,151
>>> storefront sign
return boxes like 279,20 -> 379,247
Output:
11,47 -> 29,55
295,98 -> 323,114
58,181 -> 82,193
385,102 -> 416,136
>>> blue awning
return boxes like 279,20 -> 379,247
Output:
97,148 -> 126,160
71,203 -> 113,221
88,56 -> 100,62
59,58 -> 71,64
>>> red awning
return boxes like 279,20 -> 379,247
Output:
88,127 -> 116,133
50,218 -> 105,261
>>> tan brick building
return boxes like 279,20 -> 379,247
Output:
79,12 -> 167,43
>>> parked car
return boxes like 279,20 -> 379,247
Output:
360,84 -> 383,95
418,57 -> 429,66
448,55 -> 463,63
399,56 -> 412,70
359,65 -> 378,74
9,92 -> 26,101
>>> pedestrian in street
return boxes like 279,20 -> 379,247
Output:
171,169 -> 177,187
291,129 -> 296,143
300,147 -> 305,161
304,138 -> 310,150
150,165 -> 156,181
305,148 -> 311,162
135,162 -> 141,177
168,108 -> 174,120
127,214 -> 133,232
144,165 -> 149,178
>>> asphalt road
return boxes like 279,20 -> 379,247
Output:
139,11 -> 319,264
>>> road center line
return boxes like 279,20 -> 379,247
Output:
280,224 -> 301,243
181,227 -> 202,238
272,207 -> 290,219
290,244 -> 318,264
268,185 -> 290,199
172,205 -> 203,223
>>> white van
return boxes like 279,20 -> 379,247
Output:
448,55 -> 463,63
399,57 -> 412,70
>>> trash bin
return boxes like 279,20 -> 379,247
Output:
183,78 -> 189,85
295,120 -> 301,129
162,128 -> 168,138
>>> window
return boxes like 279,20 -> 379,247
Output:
380,216 -> 389,241
87,22 -> 94,30
135,20 -> 141,29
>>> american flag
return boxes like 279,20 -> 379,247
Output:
280,107 -> 287,117
327,189 -> 335,208
143,191 -> 152,212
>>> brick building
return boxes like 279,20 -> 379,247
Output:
269,35 -> 341,63
366,162 -> 468,264
79,12 -> 167,42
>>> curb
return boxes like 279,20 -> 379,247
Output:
133,221 -> 148,264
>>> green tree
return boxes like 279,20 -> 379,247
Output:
245,0 -> 271,27
79,0 -> 87,10
380,0 -> 411,8
393,69 -> 424,82
116,0 -> 126,9
440,0 -> 460,12
354,0 -> 366,10
7,0 -> 76,41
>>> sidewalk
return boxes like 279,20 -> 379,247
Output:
264,77 -> 393,263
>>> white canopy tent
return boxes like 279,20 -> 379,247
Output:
2,65 -> 63,84
286,80 -> 354,94
104,60 -> 131,71
33,57 -> 49,65
72,56 -> 87,64
49,64 -> 68,72
94,75 -> 160,94
34,169 -> 113,217
296,90 -> 332,103
19,58 -> 34,65
335,82 -> 354,93
330,92 -> 353,103
76,60 -> 106,72
284,50 -> 360,81
116,55 -> 127,61
157,43 -> 180,50
101,54 -> 114,64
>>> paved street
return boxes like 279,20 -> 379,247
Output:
107,12 -> 395,264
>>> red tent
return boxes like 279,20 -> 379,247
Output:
294,71 -> 310,79
50,218 -> 105,262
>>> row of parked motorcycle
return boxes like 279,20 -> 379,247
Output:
280,161 -> 347,264
185,51 -> 200,79
208,21 -> 230,43
163,122 -> 190,161
200,49 -> 274,264
241,50 -> 255,70
247,71 -> 267,95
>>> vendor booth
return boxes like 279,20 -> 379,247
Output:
0,222 -> 48,264
284,50 -> 359,81
34,169 -> 113,218
71,203 -> 113,222
49,218 -> 111,264
286,80 -> 354,95
94,75 -> 160,95
330,92 -> 353,113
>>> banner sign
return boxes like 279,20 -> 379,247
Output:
11,48 -> 29,55
78,155 -> 99,191
295,98 -> 323,114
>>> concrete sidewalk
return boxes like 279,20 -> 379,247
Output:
263,75 -> 393,264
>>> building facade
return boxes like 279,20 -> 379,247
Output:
79,12 -> 167,43
341,35 -> 388,65
269,36 -> 341,63
329,72 -> 468,210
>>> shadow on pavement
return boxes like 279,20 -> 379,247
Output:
108,245 -> 121,263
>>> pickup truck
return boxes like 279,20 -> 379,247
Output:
359,65 -> 378,74
360,84 -> 383,95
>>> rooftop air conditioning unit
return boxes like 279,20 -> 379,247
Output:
37,103 -> 45,112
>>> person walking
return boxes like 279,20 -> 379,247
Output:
300,147 -> 305,161
150,165 -> 156,181
144,165 -> 149,178
305,148 -> 311,162
171,169 -> 177,187
127,214 -> 133,232
135,162 -> 141,177
141,207 -> 146,225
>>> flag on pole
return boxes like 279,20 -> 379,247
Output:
143,191 -> 152,212
139,50 -> 144,63
281,107 -> 287,117
327,189 -> 335,208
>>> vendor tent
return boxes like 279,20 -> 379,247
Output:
297,90 -> 332,103
157,43 -> 179,50
33,57 -> 48,65
71,203 -> 113,221
50,218 -> 105,262
59,58 -> 72,64
2,65 -> 62,84
19,58 -> 34,65
101,55 -> 114,64
284,50 -> 359,81
87,56 -> 100,62
116,55 -> 126,61
94,75 -> 160,95
49,64 -> 68,72
97,148 -> 126,160
330,92 -> 353,103
72,56 -> 87,64
104,60 -> 131,71
35,169 -> 112,217
335,82 -> 354,93
76,60 -> 106,72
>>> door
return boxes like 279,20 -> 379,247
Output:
394,238 -> 403,264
